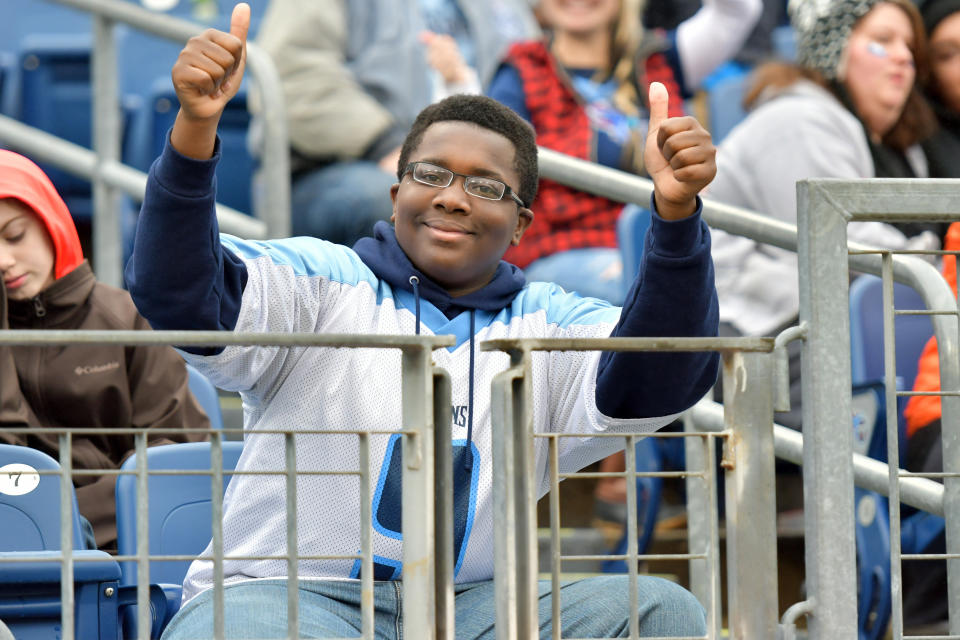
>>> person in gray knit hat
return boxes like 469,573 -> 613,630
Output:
705,0 -> 942,436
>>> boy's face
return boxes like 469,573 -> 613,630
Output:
0,198 -> 55,300
390,121 -> 532,297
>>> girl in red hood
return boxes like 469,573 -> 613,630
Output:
0,150 -> 209,550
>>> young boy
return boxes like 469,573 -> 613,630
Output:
0,149 -> 208,550
127,4 -> 719,637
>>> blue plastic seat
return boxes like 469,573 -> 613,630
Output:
0,444 -> 84,551
0,444 -> 171,639
616,204 -> 651,286
701,62 -> 752,144
849,274 -> 932,393
186,363 -> 224,432
116,441 -> 244,589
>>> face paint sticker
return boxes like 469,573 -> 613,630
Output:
867,41 -> 889,57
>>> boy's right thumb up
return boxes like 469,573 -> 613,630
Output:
647,81 -> 669,140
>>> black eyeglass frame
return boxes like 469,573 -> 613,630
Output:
403,162 -> 526,208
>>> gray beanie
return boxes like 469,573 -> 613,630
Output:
789,0 -> 883,79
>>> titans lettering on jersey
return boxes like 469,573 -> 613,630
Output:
177,236 -> 680,603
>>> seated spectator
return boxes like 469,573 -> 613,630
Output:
126,5 -> 721,636
487,0 -> 762,304
920,0 -> 960,177
708,0 -> 942,429
488,0 -> 760,538
252,0 -> 539,247
0,150 -> 208,550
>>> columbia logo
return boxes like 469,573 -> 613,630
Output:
74,361 -> 120,376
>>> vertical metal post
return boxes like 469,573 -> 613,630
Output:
211,433 -> 226,640
796,180 -> 858,638
722,351 -> 779,638
359,432 -> 374,639
548,436 -> 562,640
401,345 -> 436,639
514,352 -> 539,638
491,350 -> 539,639
704,434 -> 722,640
433,368 -> 454,640
58,433 -> 75,640
624,435 -> 640,640
91,14 -> 123,286
684,411 -> 721,635
937,262 -> 960,635
285,432 -> 299,640
135,431 -> 151,640
881,257 -> 905,638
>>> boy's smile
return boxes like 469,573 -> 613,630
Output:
390,121 -> 533,297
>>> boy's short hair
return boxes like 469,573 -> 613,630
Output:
397,94 -> 539,208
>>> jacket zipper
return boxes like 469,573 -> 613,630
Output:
32,296 -> 46,318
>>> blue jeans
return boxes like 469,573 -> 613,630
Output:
292,161 -> 397,246
524,248 -> 625,306
160,575 -> 705,639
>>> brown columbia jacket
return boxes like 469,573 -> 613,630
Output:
0,150 -> 209,549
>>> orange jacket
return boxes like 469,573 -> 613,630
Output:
903,221 -> 960,437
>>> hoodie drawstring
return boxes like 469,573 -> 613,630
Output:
409,276 -> 421,335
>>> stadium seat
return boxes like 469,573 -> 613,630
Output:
850,377 -> 947,639
115,441 -> 244,589
0,445 -> 170,639
1,34 -> 94,222
851,381 -> 893,640
616,204 -> 651,287
601,437 -> 663,573
703,64 -> 751,144
849,273 -> 933,450
0,444 -> 85,551
186,363 -> 224,432
849,274 -> 932,392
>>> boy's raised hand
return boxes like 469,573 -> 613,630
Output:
643,82 -> 716,220
170,2 -> 249,158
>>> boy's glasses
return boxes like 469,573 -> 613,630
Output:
403,162 -> 525,207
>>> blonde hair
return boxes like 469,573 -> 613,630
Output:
608,0 -> 645,117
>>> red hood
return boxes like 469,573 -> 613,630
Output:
0,150 -> 83,279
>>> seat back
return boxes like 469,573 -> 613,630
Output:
616,204 -> 651,288
186,363 -> 224,431
849,274 -> 932,391
851,382 -> 893,640
0,444 -> 84,551
115,441 -> 244,587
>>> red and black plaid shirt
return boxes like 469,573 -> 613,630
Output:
503,40 -> 683,269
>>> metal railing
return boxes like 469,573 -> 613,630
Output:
538,151 -> 958,638
0,0 -> 290,287
0,330 -> 451,640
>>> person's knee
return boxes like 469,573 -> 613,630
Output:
636,576 -> 707,635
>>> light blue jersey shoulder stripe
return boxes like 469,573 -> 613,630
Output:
220,234 -> 385,295
393,281 -> 621,351
513,281 -> 621,328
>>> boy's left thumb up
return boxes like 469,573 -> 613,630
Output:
230,2 -> 251,43
647,81 -> 669,137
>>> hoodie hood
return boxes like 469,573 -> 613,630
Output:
353,221 -> 526,318
0,150 -> 84,279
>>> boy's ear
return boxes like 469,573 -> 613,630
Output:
389,183 -> 400,224
511,208 -> 534,246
